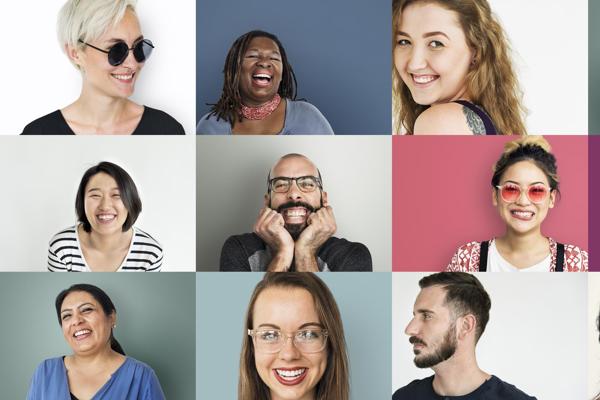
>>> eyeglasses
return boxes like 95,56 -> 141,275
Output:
248,328 -> 328,354
495,183 -> 551,204
78,39 -> 154,66
268,176 -> 322,193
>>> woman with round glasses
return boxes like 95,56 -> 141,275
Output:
447,136 -> 587,272
196,30 -> 334,135
27,283 -> 165,399
392,0 -> 526,135
240,273 -> 349,400
22,0 -> 184,135
48,161 -> 163,272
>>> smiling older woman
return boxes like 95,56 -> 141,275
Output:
446,136 -> 588,272
197,30 -> 334,135
47,161 -> 163,272
240,273 -> 349,400
22,0 -> 184,135
27,284 -> 165,399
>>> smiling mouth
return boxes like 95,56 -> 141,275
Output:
73,329 -> 92,340
510,210 -> 535,221
111,72 -> 135,82
96,214 -> 117,224
411,74 -> 438,85
273,368 -> 308,385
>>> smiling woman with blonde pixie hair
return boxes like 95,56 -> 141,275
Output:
240,273 -> 349,400
392,0 -> 526,135
22,0 -> 184,135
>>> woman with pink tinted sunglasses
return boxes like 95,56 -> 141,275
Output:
447,136 -> 587,272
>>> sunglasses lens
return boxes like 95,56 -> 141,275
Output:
107,42 -> 129,66
500,184 -> 520,202
527,185 -> 548,203
133,40 -> 153,63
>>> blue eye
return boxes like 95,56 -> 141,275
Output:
259,330 -> 281,342
429,40 -> 444,49
397,38 -> 411,46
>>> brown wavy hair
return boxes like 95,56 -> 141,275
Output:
238,273 -> 349,400
392,0 -> 526,135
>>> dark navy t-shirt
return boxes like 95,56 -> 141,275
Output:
392,375 -> 536,400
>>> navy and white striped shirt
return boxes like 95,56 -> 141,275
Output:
48,225 -> 163,272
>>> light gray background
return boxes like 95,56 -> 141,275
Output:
196,136 -> 391,271
196,272 -> 392,400
0,272 -> 195,399
0,136 -> 195,271
392,273 -> 587,399
196,0 -> 390,134
0,0 -> 195,134
589,273 -> 600,398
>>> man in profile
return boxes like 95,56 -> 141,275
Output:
393,272 -> 536,400
220,153 -> 372,271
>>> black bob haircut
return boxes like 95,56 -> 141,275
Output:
75,161 -> 142,233
55,283 -> 125,355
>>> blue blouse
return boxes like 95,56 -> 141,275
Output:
27,357 -> 165,400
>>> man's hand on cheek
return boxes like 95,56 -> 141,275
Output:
254,207 -> 295,270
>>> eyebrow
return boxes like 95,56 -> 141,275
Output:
414,308 -> 435,315
256,322 -> 323,329
87,187 -> 120,193
502,180 -> 546,185
245,48 -> 281,55
60,302 -> 94,315
396,30 -> 450,40
105,35 -> 144,45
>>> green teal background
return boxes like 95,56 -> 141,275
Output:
0,273 -> 195,399
591,0 -> 600,133
196,272 -> 392,399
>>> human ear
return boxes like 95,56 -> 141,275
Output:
458,314 -> 477,340
65,44 -> 83,68
548,190 -> 556,209
264,193 -> 270,208
321,191 -> 329,207
491,188 -> 498,207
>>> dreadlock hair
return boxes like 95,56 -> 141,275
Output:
207,30 -> 298,125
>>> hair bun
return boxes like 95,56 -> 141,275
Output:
503,136 -> 551,157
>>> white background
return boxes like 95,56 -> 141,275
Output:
489,0 -> 587,134
0,0 -> 195,134
589,273 -> 600,399
393,273 -> 587,399
196,136 -> 391,271
0,136 -> 196,271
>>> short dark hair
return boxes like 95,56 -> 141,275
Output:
75,161 -> 142,233
419,272 -> 491,341
207,30 -> 298,125
55,283 -> 125,355
491,136 -> 560,195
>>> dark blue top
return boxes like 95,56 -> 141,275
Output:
27,356 -> 165,400
454,100 -> 498,135
392,375 -> 536,400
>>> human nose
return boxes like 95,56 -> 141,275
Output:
405,317 -> 419,336
286,180 -> 303,200
407,46 -> 427,72
121,48 -> 138,68
278,334 -> 301,360
515,187 -> 532,205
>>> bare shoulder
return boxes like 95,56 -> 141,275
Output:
414,102 -> 484,135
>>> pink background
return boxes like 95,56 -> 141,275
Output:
392,136 -> 588,271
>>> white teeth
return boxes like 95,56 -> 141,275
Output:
74,329 -> 91,337
413,75 -> 436,84
97,214 -> 116,221
113,74 -> 133,80
276,368 -> 305,378
512,211 -> 533,218
253,73 -> 271,79
286,210 -> 306,217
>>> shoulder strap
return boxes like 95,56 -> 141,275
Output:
478,241 -> 489,271
555,243 -> 564,272
453,100 -> 498,135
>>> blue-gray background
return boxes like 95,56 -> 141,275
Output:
0,273 -> 195,399
196,272 -> 392,399
196,0 -> 391,134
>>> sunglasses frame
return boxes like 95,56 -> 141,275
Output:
495,182 -> 552,204
78,38 -> 154,66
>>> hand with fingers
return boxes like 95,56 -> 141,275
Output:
253,206 -> 295,271
294,203 -> 337,271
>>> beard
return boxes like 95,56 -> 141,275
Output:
409,324 -> 457,369
273,200 -> 321,240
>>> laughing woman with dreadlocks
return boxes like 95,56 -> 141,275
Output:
196,30 -> 334,135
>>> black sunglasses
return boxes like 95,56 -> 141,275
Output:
78,39 -> 154,66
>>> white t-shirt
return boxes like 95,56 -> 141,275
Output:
487,240 -> 551,272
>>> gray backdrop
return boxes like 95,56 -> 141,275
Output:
0,273 -> 195,399
196,136 -> 392,270
196,0 -> 391,134
196,272 -> 392,400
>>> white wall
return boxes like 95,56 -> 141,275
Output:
393,273 -> 587,399
0,0 -> 195,134
0,136 -> 196,271
589,273 -> 600,399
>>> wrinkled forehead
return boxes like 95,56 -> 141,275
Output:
270,156 -> 319,179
